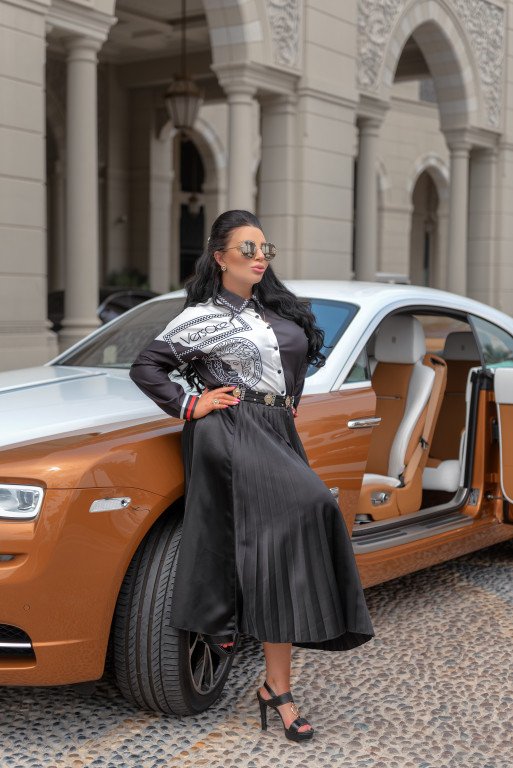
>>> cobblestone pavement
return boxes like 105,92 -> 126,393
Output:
2,539 -> 513,768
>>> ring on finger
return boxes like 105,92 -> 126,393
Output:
213,397 -> 219,405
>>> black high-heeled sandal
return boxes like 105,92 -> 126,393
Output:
256,679 -> 314,742
201,633 -> 238,659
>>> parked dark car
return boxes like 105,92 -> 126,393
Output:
48,288 -> 159,332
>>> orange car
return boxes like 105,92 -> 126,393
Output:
2,280 -> 513,714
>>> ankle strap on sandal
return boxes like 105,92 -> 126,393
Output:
263,679 -> 276,697
263,679 -> 294,706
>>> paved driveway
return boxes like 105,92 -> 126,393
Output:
2,539 -> 512,768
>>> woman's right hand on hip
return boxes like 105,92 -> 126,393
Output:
192,386 -> 240,419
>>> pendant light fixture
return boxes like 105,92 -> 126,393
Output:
164,0 -> 203,130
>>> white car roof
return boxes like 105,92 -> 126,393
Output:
151,279 -> 513,332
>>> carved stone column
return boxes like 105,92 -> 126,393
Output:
468,146 -> 498,304
446,136 -> 471,296
59,36 -> 103,351
149,127 -> 173,293
355,117 -> 382,281
224,83 -> 257,210
258,94 -> 297,278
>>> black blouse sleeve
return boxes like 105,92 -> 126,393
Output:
293,356 -> 310,409
129,306 -> 204,420
129,340 -> 200,421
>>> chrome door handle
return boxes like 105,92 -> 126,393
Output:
347,417 -> 381,429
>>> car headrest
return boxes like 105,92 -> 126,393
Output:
443,331 -> 480,361
374,315 -> 426,364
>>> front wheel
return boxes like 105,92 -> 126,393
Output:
112,512 -> 237,714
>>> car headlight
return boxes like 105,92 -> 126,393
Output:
0,484 -> 44,520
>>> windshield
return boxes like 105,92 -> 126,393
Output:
55,296 -> 358,374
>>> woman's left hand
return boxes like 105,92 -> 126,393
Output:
292,406 -> 298,418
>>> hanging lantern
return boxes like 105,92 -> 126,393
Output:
165,77 -> 203,130
164,0 -> 203,130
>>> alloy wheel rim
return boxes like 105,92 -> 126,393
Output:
188,631 -> 232,694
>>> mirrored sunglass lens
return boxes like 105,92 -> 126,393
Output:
262,243 -> 276,259
240,240 -> 256,257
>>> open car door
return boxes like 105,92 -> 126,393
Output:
297,384 -> 378,534
494,367 -> 513,504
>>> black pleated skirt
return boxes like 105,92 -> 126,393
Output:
169,399 -> 375,651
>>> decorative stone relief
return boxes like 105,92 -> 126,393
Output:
265,0 -> 301,68
452,0 -> 504,129
357,0 -> 504,128
357,0 -> 402,92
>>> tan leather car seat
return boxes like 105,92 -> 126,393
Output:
422,331 -> 480,493
357,315 -> 447,521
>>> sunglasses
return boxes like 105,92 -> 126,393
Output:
221,240 -> 277,261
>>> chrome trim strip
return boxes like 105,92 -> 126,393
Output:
347,417 -> 382,429
0,642 -> 32,649
89,497 -> 131,513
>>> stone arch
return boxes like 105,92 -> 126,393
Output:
159,115 -> 226,219
188,117 -> 228,224
357,0 -> 491,131
202,0 -> 271,67
408,153 -> 449,206
191,116 -> 227,191
408,154 -> 450,288
380,1 -> 482,131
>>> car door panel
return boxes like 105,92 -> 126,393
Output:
295,387 -> 377,532
494,367 -> 513,503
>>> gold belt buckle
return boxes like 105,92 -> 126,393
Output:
233,386 -> 242,399
285,395 -> 291,407
264,392 -> 275,406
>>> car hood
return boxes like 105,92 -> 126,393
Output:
0,365 -> 168,450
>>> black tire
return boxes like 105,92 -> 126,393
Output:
112,512 -> 237,715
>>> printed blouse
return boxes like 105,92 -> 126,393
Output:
129,284 -> 310,420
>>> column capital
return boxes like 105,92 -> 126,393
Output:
444,130 -> 473,154
47,0 -> 116,47
357,94 -> 389,126
259,92 -> 297,113
219,79 -> 256,99
212,62 -> 297,98
357,116 -> 382,138
64,34 -> 103,60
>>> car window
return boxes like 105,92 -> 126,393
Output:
355,311 -> 475,386
55,299 -> 187,367
414,315 -> 472,354
345,349 -> 371,383
55,296 -> 358,371
305,299 -> 359,377
470,315 -> 513,368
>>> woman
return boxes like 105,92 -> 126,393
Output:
129,209 -> 375,743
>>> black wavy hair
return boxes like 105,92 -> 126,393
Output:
179,209 -> 326,392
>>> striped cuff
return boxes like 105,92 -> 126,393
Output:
180,393 -> 200,421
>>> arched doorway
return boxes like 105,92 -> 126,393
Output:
178,136 -> 205,283
409,171 -> 439,287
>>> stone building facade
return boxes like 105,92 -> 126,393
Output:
0,0 -> 510,369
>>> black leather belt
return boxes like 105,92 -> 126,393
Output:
232,385 -> 294,409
